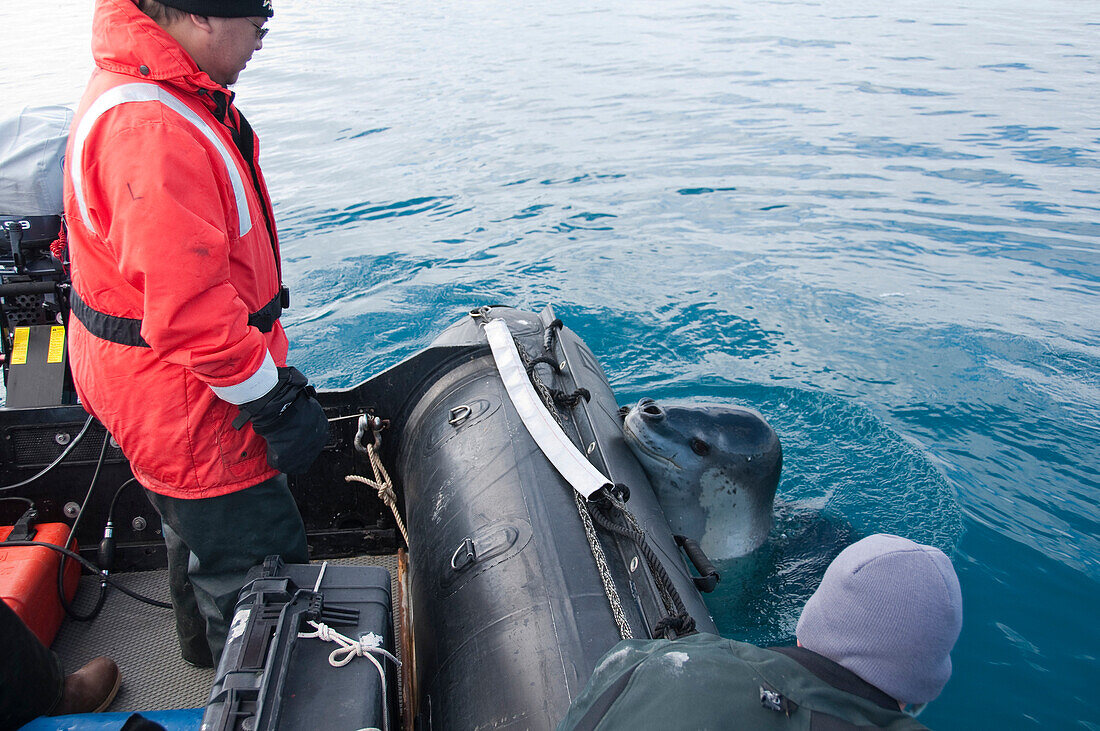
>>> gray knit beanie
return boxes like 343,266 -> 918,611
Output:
795,533 -> 963,705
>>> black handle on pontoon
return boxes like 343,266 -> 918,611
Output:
674,534 -> 720,593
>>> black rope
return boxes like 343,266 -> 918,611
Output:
524,355 -> 560,376
543,318 -> 564,354
552,387 -> 590,409
527,330 -> 590,410
588,497 -> 697,640
653,612 -> 697,641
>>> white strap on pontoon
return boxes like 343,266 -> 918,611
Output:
69,82 -> 253,238
484,318 -> 610,499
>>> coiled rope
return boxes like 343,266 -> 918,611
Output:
298,621 -> 400,731
299,621 -> 400,669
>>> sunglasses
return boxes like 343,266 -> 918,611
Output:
247,19 -> 269,40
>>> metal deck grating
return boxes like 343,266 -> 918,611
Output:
50,553 -> 403,714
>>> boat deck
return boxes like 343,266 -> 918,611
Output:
52,554 -> 402,713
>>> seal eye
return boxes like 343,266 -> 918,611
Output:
690,437 -> 710,456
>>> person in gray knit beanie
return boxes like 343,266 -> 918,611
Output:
796,533 -> 964,708
560,532 -> 963,728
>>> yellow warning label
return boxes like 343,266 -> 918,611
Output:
11,328 -> 28,365
48,326 -> 66,364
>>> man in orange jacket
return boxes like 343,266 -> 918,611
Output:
64,0 -> 328,665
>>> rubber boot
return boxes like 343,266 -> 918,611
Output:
164,520 -> 214,668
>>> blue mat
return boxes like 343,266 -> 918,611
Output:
19,708 -> 202,731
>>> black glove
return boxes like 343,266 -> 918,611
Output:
231,366 -> 328,475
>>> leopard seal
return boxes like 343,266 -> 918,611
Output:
622,398 -> 782,559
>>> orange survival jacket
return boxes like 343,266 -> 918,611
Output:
63,0 -> 286,498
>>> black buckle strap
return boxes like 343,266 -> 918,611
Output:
71,286 -> 286,347
70,287 -> 149,347
247,288 -> 284,334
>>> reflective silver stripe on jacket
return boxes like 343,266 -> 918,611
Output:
69,82 -> 253,237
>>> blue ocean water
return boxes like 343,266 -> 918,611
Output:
3,1 -> 1098,728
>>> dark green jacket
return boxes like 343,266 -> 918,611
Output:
558,633 -> 929,731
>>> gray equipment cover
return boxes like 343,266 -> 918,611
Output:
0,106 -> 72,216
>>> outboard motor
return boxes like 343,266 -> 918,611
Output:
0,106 -> 75,406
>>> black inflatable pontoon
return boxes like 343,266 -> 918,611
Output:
391,306 -> 716,729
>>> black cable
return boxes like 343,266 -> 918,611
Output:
57,431 -> 110,621
4,540 -> 171,608
90,477 -> 143,607
0,411 -> 167,613
59,566 -> 108,620
0,413 -> 95,492
107,477 -> 140,524
0,496 -> 35,510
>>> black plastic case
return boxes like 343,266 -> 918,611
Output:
202,557 -> 396,731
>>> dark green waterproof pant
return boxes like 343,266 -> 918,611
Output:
0,599 -> 64,728
146,473 -> 308,665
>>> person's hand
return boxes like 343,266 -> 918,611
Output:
232,366 -> 328,474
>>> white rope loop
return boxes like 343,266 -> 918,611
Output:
298,619 -> 401,731
299,621 -> 399,668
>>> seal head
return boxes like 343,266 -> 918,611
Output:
623,398 -> 781,559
